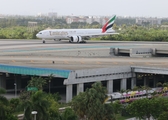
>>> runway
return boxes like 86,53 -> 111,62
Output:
0,39 -> 168,70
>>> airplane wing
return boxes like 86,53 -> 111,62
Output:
77,32 -> 119,38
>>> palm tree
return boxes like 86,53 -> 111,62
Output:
61,108 -> 78,120
119,89 -> 126,99
85,82 -> 113,120
110,101 -> 122,119
71,82 -> 115,120
27,76 -> 47,91
141,86 -> 152,98
21,91 -> 50,120
47,74 -> 54,93
0,88 -> 8,105
125,89 -> 130,98
132,86 -> 141,98
0,88 -> 9,120
71,92 -> 87,119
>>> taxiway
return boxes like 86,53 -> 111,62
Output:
0,39 -> 168,70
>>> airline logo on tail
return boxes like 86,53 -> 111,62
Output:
102,15 -> 116,33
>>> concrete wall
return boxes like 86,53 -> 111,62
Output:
130,48 -> 152,58
132,66 -> 168,75
64,66 -> 134,102
64,66 -> 132,85
64,66 -> 168,103
109,48 -> 165,57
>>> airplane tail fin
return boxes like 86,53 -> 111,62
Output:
102,15 -> 116,33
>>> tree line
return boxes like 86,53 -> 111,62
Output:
1,17 -> 168,41
99,24 -> 168,41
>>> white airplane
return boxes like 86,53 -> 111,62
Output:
36,15 -> 118,43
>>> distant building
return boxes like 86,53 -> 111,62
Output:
0,14 -> 4,18
65,16 -> 111,25
48,12 -> 57,18
102,17 -> 110,25
161,25 -> 168,30
93,17 -> 101,24
136,18 -> 161,26
27,21 -> 38,32
86,17 -> 93,24
66,17 -> 73,24
66,16 -> 86,24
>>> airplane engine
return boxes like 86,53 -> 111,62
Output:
70,36 -> 82,43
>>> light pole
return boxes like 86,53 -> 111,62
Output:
14,83 -> 17,98
31,111 -> 37,120
110,95 -> 113,103
49,80 -> 51,93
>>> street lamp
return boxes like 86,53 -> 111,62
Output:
14,83 -> 17,98
48,74 -> 53,93
31,111 -> 37,120
110,95 -> 113,103
49,80 -> 51,93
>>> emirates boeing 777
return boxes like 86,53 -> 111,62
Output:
36,15 -> 118,43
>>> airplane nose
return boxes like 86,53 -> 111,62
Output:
36,34 -> 39,38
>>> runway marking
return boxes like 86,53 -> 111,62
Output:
48,60 -> 52,63
80,61 -> 85,64
129,62 -> 134,64
146,63 -> 166,65
113,62 -> 118,64
64,61 -> 69,64
96,61 -> 101,64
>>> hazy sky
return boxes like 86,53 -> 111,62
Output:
0,0 -> 167,17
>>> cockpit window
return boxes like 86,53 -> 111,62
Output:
39,32 -> 42,34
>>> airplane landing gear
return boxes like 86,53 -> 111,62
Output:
80,41 -> 86,43
68,40 -> 86,43
54,39 -> 61,41
43,40 -> 45,43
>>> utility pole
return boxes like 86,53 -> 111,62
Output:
49,80 -> 51,93
14,83 -> 17,98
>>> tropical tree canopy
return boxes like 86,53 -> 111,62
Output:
71,82 -> 115,120
27,76 -> 47,91
126,97 -> 168,120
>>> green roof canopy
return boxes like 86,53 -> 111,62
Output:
0,64 -> 70,78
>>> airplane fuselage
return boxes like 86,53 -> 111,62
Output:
37,29 -> 103,40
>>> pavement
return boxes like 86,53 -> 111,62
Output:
0,39 -> 168,70
2,94 -> 19,99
